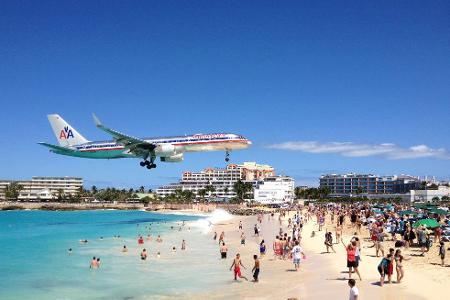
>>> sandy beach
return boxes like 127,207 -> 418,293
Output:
201,210 -> 448,300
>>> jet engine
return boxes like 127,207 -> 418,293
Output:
160,153 -> 184,163
154,144 -> 177,156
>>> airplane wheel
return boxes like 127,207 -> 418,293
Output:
225,158 -> 230,162
151,164 -> 157,169
145,160 -> 151,166
140,161 -> 146,167
146,164 -> 152,169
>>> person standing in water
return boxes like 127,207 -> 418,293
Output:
252,255 -> 260,282
141,249 -> 147,260
240,232 -> 246,246
220,242 -> 228,259
229,253 -> 248,281
90,257 -> 97,269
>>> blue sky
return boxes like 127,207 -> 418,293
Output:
0,1 -> 449,188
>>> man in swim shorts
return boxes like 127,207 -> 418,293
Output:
229,253 -> 248,281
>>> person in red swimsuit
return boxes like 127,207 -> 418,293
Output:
229,253 -> 248,281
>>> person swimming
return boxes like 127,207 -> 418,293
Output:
122,245 -> 128,252
67,248 -> 73,254
80,239 -> 88,244
90,257 -> 97,269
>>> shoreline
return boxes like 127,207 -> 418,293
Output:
0,201 -> 244,212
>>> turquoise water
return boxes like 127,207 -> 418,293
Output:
0,210 -> 229,299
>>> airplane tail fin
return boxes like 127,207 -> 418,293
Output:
47,114 -> 89,146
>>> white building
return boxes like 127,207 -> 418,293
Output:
156,162 -> 275,199
410,186 -> 450,203
0,177 -> 83,201
253,176 -> 295,204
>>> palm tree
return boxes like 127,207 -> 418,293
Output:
233,180 -> 253,202
91,185 -> 98,195
5,182 -> 23,201
138,186 -> 145,193
197,189 -> 207,202
204,185 -> 216,199
57,189 -> 65,201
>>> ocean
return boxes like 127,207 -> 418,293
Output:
0,210 -> 231,299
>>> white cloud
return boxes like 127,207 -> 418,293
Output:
268,141 -> 450,160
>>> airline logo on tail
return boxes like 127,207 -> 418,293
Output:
59,126 -> 74,140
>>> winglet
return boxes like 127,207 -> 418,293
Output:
92,113 -> 102,127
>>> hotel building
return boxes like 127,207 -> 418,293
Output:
156,162 -> 275,199
0,177 -> 83,201
319,173 -> 421,196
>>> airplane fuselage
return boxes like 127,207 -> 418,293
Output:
52,133 -> 251,159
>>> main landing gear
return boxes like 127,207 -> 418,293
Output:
225,150 -> 230,162
140,159 -> 157,169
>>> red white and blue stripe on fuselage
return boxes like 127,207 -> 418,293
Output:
74,133 -> 250,153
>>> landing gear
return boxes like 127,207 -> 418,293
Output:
225,150 -> 230,162
146,163 -> 157,169
140,157 -> 157,169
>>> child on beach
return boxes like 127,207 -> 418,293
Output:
348,279 -> 359,300
259,240 -> 266,256
229,253 -> 248,281
291,240 -> 305,271
252,255 -> 260,282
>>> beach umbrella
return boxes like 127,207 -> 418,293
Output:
428,209 -> 448,216
398,210 -> 416,216
413,218 -> 440,228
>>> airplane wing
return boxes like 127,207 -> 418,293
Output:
92,114 -> 156,158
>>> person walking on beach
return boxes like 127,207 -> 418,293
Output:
239,221 -> 243,230
394,249 -> 410,283
240,232 -> 246,246
181,239 -> 186,250
259,240 -> 266,257
213,231 -> 217,241
254,224 -> 259,236
219,231 -> 225,244
230,253 -> 248,281
341,238 -> 361,281
291,240 -> 305,271
348,279 -> 359,300
375,228 -> 388,257
324,231 -> 336,253
252,254 -> 260,282
439,241 -> 446,267
220,242 -> 228,259
378,254 -> 392,286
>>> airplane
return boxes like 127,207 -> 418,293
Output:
39,114 -> 252,169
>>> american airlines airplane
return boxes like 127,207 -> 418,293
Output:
39,114 -> 252,169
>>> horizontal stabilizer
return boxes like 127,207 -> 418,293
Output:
38,142 -> 76,153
